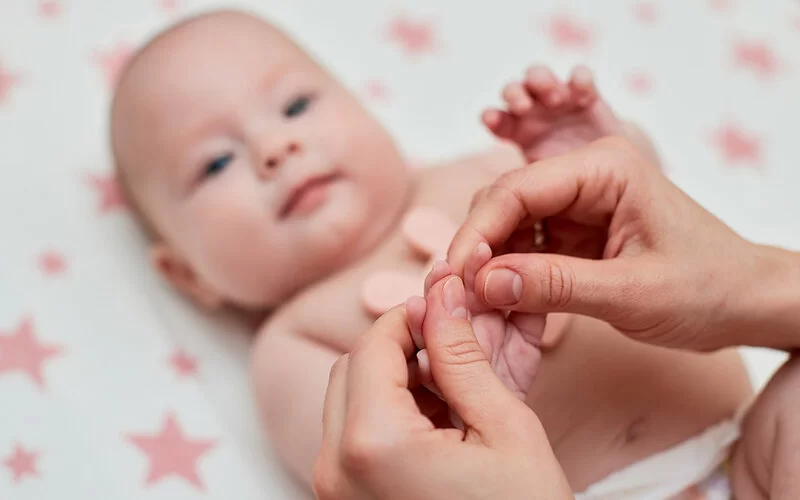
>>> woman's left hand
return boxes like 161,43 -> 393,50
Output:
313,275 -> 571,500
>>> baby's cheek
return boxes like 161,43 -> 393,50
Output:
196,215 -> 283,305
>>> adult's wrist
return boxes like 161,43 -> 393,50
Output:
726,243 -> 800,351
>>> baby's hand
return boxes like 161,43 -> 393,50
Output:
484,65 -> 623,162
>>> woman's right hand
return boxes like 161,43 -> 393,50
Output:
448,137 -> 799,351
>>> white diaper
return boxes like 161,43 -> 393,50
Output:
575,407 -> 748,500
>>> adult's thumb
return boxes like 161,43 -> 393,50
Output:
475,253 -> 636,320
423,275 -> 529,444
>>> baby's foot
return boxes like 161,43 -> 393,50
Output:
483,65 -> 623,161
419,252 -> 545,401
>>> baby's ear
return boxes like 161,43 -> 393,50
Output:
149,244 -> 223,310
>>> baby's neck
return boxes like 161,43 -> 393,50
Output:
237,167 -> 421,326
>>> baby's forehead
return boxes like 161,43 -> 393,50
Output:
129,12 -> 302,84
112,11 -> 310,172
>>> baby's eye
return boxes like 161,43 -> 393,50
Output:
284,95 -> 312,118
204,153 -> 233,178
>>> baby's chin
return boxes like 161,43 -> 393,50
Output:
299,180 -> 388,259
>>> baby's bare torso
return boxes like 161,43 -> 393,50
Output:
264,149 -> 752,490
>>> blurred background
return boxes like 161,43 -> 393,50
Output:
1,0 -> 798,498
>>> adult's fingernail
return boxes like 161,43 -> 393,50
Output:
484,269 -> 523,306
443,276 -> 468,319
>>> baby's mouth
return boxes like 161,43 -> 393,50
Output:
279,172 -> 342,219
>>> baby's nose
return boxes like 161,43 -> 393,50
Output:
260,140 -> 302,177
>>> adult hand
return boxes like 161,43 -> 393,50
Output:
448,137 -> 799,351
313,275 -> 571,500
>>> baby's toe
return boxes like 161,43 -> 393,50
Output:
501,81 -> 533,116
424,260 -> 451,296
524,65 -> 568,108
406,296 -> 427,349
568,65 -> 598,108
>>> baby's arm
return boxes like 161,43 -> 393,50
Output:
250,321 -> 340,487
731,355 -> 800,499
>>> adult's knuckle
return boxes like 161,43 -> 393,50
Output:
540,259 -> 575,309
486,183 -> 527,221
341,428 -> 388,476
594,135 -> 636,154
441,337 -> 487,366
469,187 -> 489,210
328,354 -> 349,382
312,460 -> 341,500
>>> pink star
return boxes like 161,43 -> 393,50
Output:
0,64 -> 21,107
160,0 -> 180,11
709,0 -> 733,12
0,317 -> 63,389
128,413 -> 216,490
626,72 -> 653,94
711,124 -> 761,166
91,43 -> 134,88
733,40 -> 779,78
3,444 -> 39,482
363,80 -> 389,101
386,15 -> 437,56
86,172 -> 128,213
169,351 -> 198,378
543,14 -> 593,50
633,3 -> 658,23
37,1 -> 62,18
38,251 -> 67,276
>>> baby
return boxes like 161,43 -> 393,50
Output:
111,10 -> 753,498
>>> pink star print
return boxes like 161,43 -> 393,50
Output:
3,444 -> 39,482
712,124 -> 761,166
0,317 -> 62,389
37,1 -> 62,18
709,0 -> 733,12
128,413 -> 216,490
386,15 -> 437,56
363,80 -> 389,101
733,40 -> 779,78
170,351 -> 198,378
38,251 -> 67,276
626,72 -> 652,94
92,44 -> 134,87
160,0 -> 180,11
86,172 -> 128,213
0,64 -> 21,107
633,3 -> 658,23
543,14 -> 593,50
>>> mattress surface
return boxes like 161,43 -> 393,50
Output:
1,1 -> 797,498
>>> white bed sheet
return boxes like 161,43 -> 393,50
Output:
1,0 -> 798,498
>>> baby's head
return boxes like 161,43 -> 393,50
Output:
112,10 -> 411,310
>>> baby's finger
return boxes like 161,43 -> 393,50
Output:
568,65 -> 597,108
481,108 -> 519,140
415,349 -> 440,397
502,81 -> 533,116
524,65 -> 567,108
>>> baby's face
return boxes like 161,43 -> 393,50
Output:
114,13 -> 411,308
